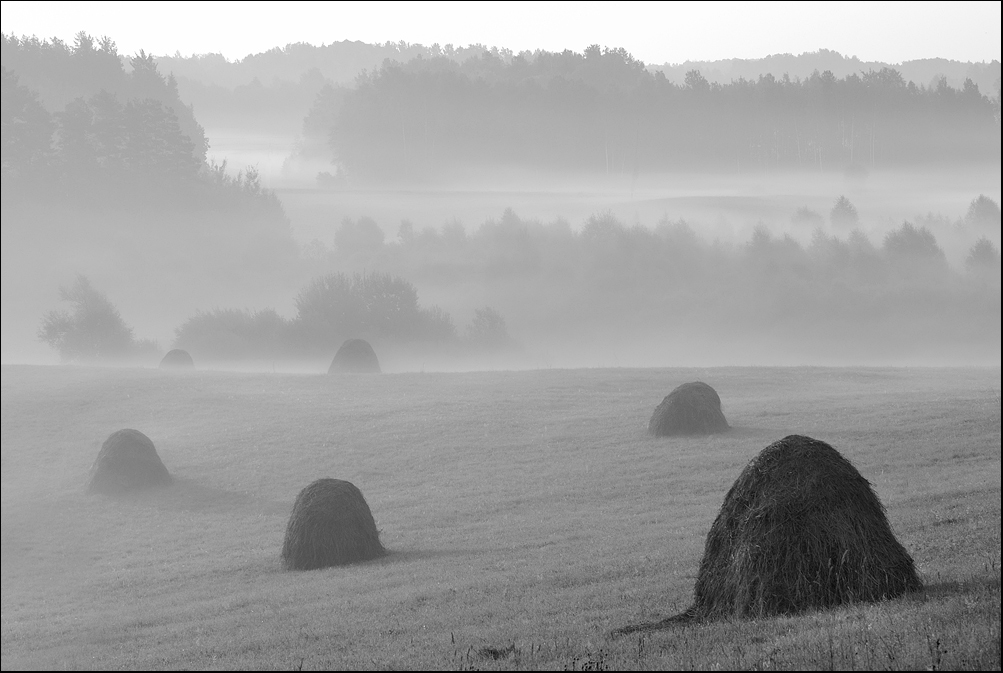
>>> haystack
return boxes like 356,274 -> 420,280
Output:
328,338 -> 380,374
159,348 -> 194,370
615,435 -> 921,635
282,478 -> 386,570
691,435 -> 920,621
648,381 -> 728,436
88,429 -> 173,495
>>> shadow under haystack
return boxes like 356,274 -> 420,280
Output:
282,478 -> 386,570
617,435 -> 921,634
328,338 -> 381,374
88,429 -> 173,495
649,381 -> 728,436
159,348 -> 194,370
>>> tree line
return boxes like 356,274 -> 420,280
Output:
39,271 -> 514,363
324,46 -> 1000,180
33,196 -> 1000,364
307,202 -> 1000,360
2,35 -> 207,196
1,31 -> 294,220
3,32 -> 300,359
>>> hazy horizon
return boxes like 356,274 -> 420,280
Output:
1,11 -> 1000,370
3,1 -> 1000,64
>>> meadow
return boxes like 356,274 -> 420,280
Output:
1,364 -> 999,670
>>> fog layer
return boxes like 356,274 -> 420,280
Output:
2,35 -> 1000,369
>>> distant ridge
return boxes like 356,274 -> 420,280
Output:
154,40 -> 507,89
154,43 -> 1000,96
649,48 -> 1000,96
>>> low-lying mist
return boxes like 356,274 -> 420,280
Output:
4,163 -> 999,370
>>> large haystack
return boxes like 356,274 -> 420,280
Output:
159,348 -> 194,370
615,435 -> 921,635
282,478 -> 386,570
328,338 -> 380,374
88,429 -> 173,495
691,435 -> 920,620
648,381 -> 728,436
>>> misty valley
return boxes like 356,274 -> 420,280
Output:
1,31 -> 1000,671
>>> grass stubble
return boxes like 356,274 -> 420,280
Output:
1,364 -> 999,670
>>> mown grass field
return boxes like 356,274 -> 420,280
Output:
1,364 -> 999,670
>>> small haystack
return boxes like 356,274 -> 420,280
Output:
648,381 -> 728,436
617,435 -> 921,635
88,429 -> 173,495
328,338 -> 380,374
159,348 -> 195,370
282,478 -> 386,570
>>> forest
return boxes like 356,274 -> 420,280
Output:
1,32 -> 1000,367
326,46 -> 1000,179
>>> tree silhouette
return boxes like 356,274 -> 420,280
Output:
0,67 -> 54,177
830,196 -> 859,227
38,275 -> 148,361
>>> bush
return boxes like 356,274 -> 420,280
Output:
418,304 -> 459,343
173,308 -> 290,360
293,271 -> 455,349
38,275 -> 156,362
465,307 -> 513,350
791,206 -> 824,227
334,216 -> 385,255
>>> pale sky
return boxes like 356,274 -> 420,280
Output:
1,0 -> 1000,65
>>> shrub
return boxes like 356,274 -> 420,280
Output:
417,304 -> 458,343
334,216 -> 385,254
293,271 -> 455,348
465,307 -> 513,349
173,307 -> 289,361
791,206 -> 824,227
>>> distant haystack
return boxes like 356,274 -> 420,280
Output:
159,348 -> 194,370
282,478 -> 386,570
88,429 -> 173,495
328,338 -> 380,374
648,381 -> 728,436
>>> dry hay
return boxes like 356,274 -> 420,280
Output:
616,435 -> 921,634
282,478 -> 386,570
88,429 -> 173,495
648,381 -> 729,436
159,348 -> 194,370
328,338 -> 381,374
